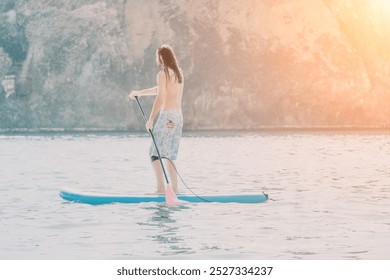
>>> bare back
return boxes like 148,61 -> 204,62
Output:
161,68 -> 184,110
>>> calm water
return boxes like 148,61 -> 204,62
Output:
0,131 -> 389,259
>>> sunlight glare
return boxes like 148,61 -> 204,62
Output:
371,0 -> 390,18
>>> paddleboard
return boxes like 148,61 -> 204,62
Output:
59,190 -> 268,205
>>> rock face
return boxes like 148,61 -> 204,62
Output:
1,0 -> 389,131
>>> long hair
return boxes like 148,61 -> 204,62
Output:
157,44 -> 183,83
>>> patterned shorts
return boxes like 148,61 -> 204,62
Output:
149,110 -> 183,160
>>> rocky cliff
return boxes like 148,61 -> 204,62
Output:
1,0 -> 389,131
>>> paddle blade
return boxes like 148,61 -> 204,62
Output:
165,183 -> 181,206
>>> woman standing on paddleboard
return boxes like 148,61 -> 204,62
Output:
129,44 -> 184,194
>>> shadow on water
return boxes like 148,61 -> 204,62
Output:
138,204 -> 195,256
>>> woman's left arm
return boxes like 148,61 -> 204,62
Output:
146,72 -> 167,131
128,86 -> 158,99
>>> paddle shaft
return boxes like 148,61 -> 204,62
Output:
134,96 -> 170,184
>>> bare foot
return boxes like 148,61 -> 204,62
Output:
154,189 -> 165,195
151,188 -> 180,195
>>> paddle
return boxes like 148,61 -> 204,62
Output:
134,96 -> 181,206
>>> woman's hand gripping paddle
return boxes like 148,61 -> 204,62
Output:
134,96 -> 181,206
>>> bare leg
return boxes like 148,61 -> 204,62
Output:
152,160 -> 165,194
166,159 -> 179,194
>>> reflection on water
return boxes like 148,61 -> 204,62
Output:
0,131 -> 390,259
140,204 -> 194,256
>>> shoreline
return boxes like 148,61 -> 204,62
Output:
1,126 -> 389,136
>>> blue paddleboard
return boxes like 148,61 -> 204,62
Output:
59,190 -> 268,205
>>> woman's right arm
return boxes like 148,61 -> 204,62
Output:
128,86 -> 158,99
